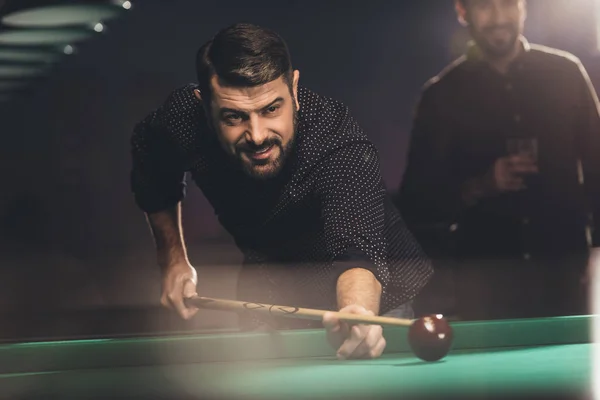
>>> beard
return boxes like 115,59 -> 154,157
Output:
235,107 -> 298,181
471,23 -> 520,58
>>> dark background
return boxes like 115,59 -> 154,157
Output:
0,0 -> 598,339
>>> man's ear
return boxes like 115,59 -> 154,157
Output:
455,0 -> 468,27
194,88 -> 213,128
292,70 -> 300,111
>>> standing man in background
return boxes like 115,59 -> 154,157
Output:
397,0 -> 600,320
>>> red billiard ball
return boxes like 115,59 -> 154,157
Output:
408,314 -> 453,362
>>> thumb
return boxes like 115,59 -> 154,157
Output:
322,311 -> 341,332
183,279 -> 198,299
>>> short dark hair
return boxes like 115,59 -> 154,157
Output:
196,22 -> 293,103
458,0 -> 525,8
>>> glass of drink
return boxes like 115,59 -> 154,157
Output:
507,137 -> 538,161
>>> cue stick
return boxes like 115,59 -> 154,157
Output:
184,296 -> 414,327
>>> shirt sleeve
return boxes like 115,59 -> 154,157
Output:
130,108 -> 188,214
313,136 -> 402,293
573,60 -> 600,247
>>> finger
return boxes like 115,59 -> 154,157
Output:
181,307 -> 199,320
181,280 -> 199,319
349,325 -> 383,359
335,306 -> 371,335
168,289 -> 193,320
325,306 -> 371,354
507,155 -> 537,168
505,155 -> 524,167
511,164 -> 538,174
160,294 -> 172,309
324,311 -> 353,334
323,311 -> 344,349
520,154 -> 537,164
322,311 -> 343,338
369,336 -> 387,359
336,324 -> 369,360
322,311 -> 339,329
507,154 -> 535,165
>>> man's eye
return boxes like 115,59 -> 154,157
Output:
265,106 -> 279,114
225,114 -> 241,121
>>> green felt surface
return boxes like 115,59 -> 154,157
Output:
197,344 -> 592,398
0,315 -> 597,399
1,344 -> 594,399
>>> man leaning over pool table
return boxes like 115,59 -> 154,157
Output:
129,22 -> 433,360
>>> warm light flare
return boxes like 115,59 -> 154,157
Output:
596,0 -> 600,52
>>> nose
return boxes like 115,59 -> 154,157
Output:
245,114 -> 268,145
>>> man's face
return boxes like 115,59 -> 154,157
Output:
460,0 -> 526,58
206,71 -> 300,180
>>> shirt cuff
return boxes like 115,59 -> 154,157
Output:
133,182 -> 186,214
330,247 -> 384,287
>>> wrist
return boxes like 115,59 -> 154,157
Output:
158,254 -> 190,271
336,268 -> 381,314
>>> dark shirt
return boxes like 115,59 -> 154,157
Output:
130,84 -> 432,320
398,38 -> 600,264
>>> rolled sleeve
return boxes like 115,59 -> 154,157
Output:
315,139 -> 391,289
130,111 -> 187,214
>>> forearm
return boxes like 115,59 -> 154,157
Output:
146,202 -> 189,269
336,268 -> 382,315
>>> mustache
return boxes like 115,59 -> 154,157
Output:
483,24 -> 515,32
237,138 -> 282,153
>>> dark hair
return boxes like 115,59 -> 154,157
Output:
196,23 -> 293,103
457,0 -> 525,10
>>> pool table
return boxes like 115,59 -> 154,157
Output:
0,315 -> 597,399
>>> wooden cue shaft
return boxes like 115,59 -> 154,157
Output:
184,296 -> 414,327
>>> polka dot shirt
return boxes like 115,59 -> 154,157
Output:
131,84 -> 433,327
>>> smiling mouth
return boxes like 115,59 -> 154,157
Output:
246,145 -> 274,160
487,26 -> 513,35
